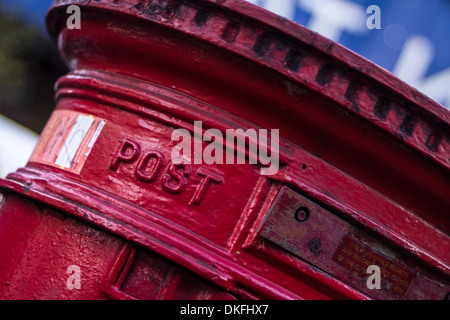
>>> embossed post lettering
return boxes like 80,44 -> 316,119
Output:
190,168 -> 224,205
136,150 -> 165,182
161,160 -> 192,193
110,139 -> 141,171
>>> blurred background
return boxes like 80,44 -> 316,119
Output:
0,0 -> 67,177
0,0 -> 449,178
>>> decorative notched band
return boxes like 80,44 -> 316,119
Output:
47,0 -> 449,169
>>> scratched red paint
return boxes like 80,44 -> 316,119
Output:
0,0 -> 448,300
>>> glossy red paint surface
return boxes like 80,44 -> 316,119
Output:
0,0 -> 449,299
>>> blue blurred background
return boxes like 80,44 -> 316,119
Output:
0,0 -> 448,177
248,0 -> 450,109
0,0 -> 51,31
0,0 -> 65,177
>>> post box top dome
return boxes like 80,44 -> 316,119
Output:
46,0 -> 449,170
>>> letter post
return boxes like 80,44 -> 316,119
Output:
0,0 -> 448,300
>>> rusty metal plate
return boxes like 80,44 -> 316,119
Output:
259,187 -> 450,300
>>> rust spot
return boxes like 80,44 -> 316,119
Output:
399,114 -> 418,137
21,183 -> 31,194
373,98 -> 391,121
315,64 -> 346,86
425,128 -> 443,152
194,8 -> 213,27
253,31 -> 272,57
284,48 -> 305,72
326,43 -> 333,53
221,20 -> 240,43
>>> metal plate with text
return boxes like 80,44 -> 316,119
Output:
259,187 -> 449,300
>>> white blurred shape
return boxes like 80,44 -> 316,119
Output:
246,0 -> 369,42
245,0 -> 296,20
264,0 -> 296,20
0,114 -> 39,178
297,0 -> 367,42
394,35 -> 450,108
394,35 -> 434,81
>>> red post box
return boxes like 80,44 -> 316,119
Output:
0,0 -> 448,300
